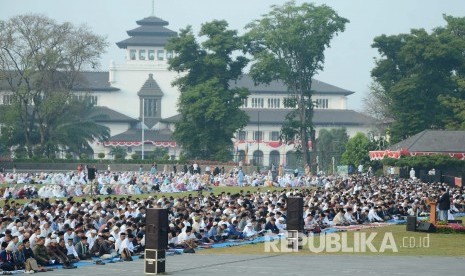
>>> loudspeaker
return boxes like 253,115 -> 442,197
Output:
145,249 -> 165,260
145,208 -> 169,250
145,259 -> 165,275
416,222 -> 435,232
87,168 -> 96,180
287,197 -> 304,231
406,216 -> 416,232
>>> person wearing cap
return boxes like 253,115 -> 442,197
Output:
90,234 -> 111,258
118,233 -> 134,261
46,238 -> 75,269
86,230 -> 98,250
32,237 -> 52,267
65,238 -> 80,262
242,222 -> 257,239
368,206 -> 384,222
0,243 -> 16,271
227,220 -> 244,239
74,236 -> 91,260
13,242 -> 26,270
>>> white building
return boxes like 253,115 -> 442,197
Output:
0,14 -> 376,166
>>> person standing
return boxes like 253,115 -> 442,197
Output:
437,188 -> 450,222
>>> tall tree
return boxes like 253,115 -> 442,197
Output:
371,15 -> 465,143
245,1 -> 349,167
317,128 -> 348,173
166,20 -> 249,161
341,132 -> 372,168
0,14 -> 108,157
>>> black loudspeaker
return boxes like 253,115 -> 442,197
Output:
406,216 -> 417,232
416,222 -> 435,232
146,208 -> 169,250
287,197 -> 304,231
145,259 -> 165,275
145,249 -> 165,259
87,168 -> 96,180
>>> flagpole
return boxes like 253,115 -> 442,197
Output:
142,98 -> 145,160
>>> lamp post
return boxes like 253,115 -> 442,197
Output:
142,98 -> 145,160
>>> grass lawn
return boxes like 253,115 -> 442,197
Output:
0,186 -> 290,206
198,224 -> 465,257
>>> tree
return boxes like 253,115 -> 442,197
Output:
371,15 -> 465,143
317,128 -> 348,173
166,20 -> 249,161
0,14 -> 108,157
341,132 -> 372,167
245,1 -> 349,167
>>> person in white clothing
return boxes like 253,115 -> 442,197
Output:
368,206 -> 384,222
242,222 -> 257,238
65,238 -> 80,261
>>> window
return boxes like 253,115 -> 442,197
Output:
254,131 -> 263,141
251,98 -> 264,108
157,50 -> 165,61
139,50 -> 146,60
2,94 -> 14,105
166,51 -> 174,60
269,131 -> 280,141
148,50 -> 155,60
72,95 -> 97,105
241,98 -> 248,108
143,98 -> 157,117
253,150 -> 263,166
267,98 -> 280,108
269,150 -> 280,167
238,131 -> 247,140
316,98 -> 328,109
130,49 -> 136,60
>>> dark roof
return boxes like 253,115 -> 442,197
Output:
136,16 -> 169,26
388,130 -> 465,153
116,16 -> 177,49
90,106 -> 137,123
0,71 -> 119,92
230,75 -> 354,96
138,74 -> 164,97
161,109 -> 374,126
73,72 -> 119,92
109,128 -> 174,142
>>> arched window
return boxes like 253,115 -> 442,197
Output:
253,150 -> 263,166
237,150 -> 246,163
269,150 -> 280,167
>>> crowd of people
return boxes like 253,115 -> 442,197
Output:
0,165 -> 463,273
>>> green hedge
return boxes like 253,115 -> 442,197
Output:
382,155 -> 465,172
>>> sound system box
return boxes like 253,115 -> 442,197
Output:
145,208 -> 168,274
406,216 -> 416,232
145,258 -> 166,275
416,222 -> 435,232
146,208 -> 169,250
87,167 -> 96,180
287,197 -> 304,231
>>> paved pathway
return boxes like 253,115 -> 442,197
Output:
35,254 -> 465,276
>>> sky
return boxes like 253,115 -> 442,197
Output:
1,0 -> 464,110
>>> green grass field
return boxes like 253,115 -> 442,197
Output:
198,224 -> 465,256
0,186 -> 290,206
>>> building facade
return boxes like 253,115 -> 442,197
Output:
0,14 -> 376,167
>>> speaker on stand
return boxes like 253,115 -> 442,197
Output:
145,208 -> 168,275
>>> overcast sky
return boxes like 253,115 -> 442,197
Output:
2,0 -> 464,110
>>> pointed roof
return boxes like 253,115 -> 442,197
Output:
116,16 -> 177,49
137,73 -> 164,97
388,130 -> 465,153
